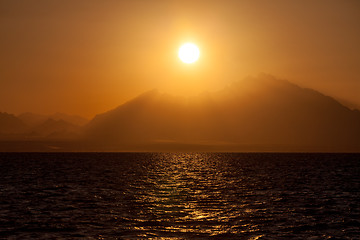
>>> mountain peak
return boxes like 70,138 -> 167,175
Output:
83,76 -> 360,152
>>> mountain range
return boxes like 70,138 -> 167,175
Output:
83,75 -> 360,152
0,112 -> 87,140
1,75 -> 359,152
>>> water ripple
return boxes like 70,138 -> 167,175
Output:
0,152 -> 359,239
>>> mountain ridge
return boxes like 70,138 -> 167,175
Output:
1,75 -> 359,152
83,75 -> 360,151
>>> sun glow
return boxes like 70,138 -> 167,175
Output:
178,43 -> 200,64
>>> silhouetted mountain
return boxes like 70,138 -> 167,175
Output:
83,75 -> 360,152
30,118 -> 81,139
18,112 -> 88,127
18,112 -> 47,127
0,111 -> 84,141
336,98 -> 360,111
51,113 -> 88,126
0,112 -> 28,134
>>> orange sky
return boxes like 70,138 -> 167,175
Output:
1,0 -> 359,118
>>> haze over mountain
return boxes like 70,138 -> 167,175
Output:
29,118 -> 81,140
18,112 -> 88,127
1,75 -> 359,151
0,112 -> 28,135
83,75 -> 360,152
0,112 -> 85,141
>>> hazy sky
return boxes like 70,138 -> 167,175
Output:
1,0 -> 359,118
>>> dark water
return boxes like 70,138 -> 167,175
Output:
0,153 -> 359,239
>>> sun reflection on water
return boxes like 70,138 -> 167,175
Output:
126,153 -> 258,238
2,153 -> 357,238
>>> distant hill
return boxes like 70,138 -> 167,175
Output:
50,113 -> 88,126
0,112 -> 28,134
0,112 -> 84,141
84,75 -> 360,152
18,112 -> 88,127
17,112 -> 47,127
29,118 -> 81,139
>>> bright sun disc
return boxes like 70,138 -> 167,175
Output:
178,43 -> 200,64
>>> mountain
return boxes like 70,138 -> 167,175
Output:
18,112 -> 88,127
336,98 -> 360,111
50,113 -> 88,126
0,112 -> 28,134
83,75 -> 360,152
28,118 -> 81,139
0,112 -> 84,141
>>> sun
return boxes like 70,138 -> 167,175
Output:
178,43 -> 200,64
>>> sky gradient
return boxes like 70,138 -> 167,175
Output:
1,0 -> 359,118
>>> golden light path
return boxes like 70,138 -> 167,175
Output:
178,43 -> 200,64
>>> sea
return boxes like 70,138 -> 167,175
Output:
0,153 -> 359,239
